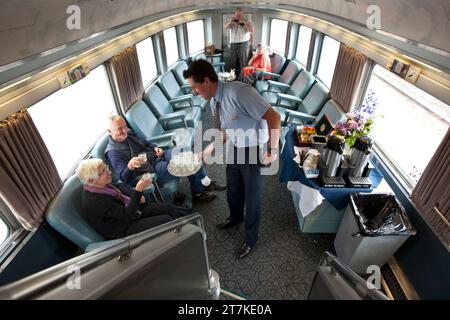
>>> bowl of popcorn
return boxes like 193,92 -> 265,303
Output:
167,151 -> 202,177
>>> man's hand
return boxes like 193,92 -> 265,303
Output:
127,156 -> 145,170
200,143 -> 215,163
261,151 -> 278,166
154,147 -> 164,157
140,196 -> 146,204
135,176 -> 152,192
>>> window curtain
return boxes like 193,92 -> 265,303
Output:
110,45 -> 144,113
411,127 -> 450,246
0,109 -> 62,231
330,44 -> 368,112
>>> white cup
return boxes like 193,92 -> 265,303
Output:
142,173 -> 151,180
138,152 -> 147,162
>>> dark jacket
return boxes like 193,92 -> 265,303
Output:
81,183 -> 142,240
105,131 -> 157,184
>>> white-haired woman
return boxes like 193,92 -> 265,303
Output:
75,159 -> 182,240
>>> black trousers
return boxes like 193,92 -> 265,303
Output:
126,202 -> 182,236
226,146 -> 263,246
229,41 -> 249,76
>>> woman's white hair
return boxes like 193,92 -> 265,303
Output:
75,158 -> 104,186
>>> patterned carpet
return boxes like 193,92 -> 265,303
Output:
177,105 -> 334,300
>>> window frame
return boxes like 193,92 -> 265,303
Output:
28,64 -> 117,180
186,19 -> 205,56
163,27 -> 180,68
362,64 -> 449,193
0,198 -> 26,259
295,25 -> 313,68
136,35 -> 159,88
269,18 -> 289,55
315,35 -> 340,88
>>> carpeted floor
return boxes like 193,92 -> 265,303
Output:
177,105 -> 334,300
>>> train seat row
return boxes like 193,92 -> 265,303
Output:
255,53 -> 345,146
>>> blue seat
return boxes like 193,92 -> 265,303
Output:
192,54 -> 225,73
269,52 -> 287,75
143,85 -> 202,130
262,70 -> 315,106
255,60 -> 302,94
171,60 -> 193,94
125,100 -> 186,200
45,175 -> 122,252
274,82 -> 330,125
125,100 -> 195,149
280,99 -> 345,146
171,61 -> 190,87
158,72 -> 208,110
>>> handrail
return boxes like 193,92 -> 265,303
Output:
0,213 -> 205,299
316,251 -> 389,300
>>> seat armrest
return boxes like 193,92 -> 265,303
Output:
180,84 -> 192,94
256,71 -> 281,79
286,110 -> 316,125
169,94 -> 194,108
159,111 -> 187,128
268,80 -> 290,92
146,133 -> 175,145
276,93 -> 302,105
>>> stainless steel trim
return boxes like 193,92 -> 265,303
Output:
0,213 -> 205,299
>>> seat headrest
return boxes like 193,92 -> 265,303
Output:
315,99 -> 345,125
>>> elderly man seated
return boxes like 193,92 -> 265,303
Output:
75,159 -> 184,240
105,115 -> 226,202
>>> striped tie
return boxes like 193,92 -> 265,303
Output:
213,100 -> 221,130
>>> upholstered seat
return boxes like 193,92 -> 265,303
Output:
280,99 -> 345,146
192,53 -> 225,73
171,61 -> 190,87
262,70 -> 315,106
158,72 -> 208,110
125,100 -> 195,149
45,175 -> 122,252
144,85 -> 201,130
269,52 -> 287,75
273,82 -> 330,125
125,101 -> 185,199
255,60 -> 302,93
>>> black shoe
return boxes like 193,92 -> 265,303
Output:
192,192 -> 217,202
216,218 -> 242,230
237,242 -> 253,259
203,180 -> 227,192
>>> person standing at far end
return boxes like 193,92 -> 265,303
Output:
224,7 -> 254,77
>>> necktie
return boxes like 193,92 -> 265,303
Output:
213,100 -> 221,130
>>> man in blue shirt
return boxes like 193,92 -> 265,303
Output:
183,60 -> 280,259
105,116 -> 226,203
